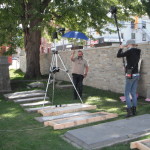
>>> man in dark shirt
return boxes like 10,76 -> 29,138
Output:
117,39 -> 141,117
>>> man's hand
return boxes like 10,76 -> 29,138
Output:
119,45 -> 124,49
71,50 -> 75,61
72,50 -> 75,55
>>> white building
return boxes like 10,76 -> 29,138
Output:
89,16 -> 150,45
53,16 -> 150,49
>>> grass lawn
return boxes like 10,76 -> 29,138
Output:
0,69 -> 150,150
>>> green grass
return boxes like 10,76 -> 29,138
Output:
9,69 -> 25,80
0,69 -> 150,150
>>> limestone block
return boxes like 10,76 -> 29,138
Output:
27,82 -> 45,88
4,90 -> 45,99
14,97 -> 49,103
20,100 -> 50,107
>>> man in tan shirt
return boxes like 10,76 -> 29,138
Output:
70,50 -> 88,100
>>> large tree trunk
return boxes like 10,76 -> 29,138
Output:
24,24 -> 41,79
22,0 -> 51,79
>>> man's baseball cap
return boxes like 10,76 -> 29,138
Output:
124,39 -> 137,46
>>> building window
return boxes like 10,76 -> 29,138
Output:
142,33 -> 146,41
131,21 -> 134,29
131,33 -> 136,39
142,21 -> 146,29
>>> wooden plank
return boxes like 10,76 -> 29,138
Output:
38,104 -> 97,116
130,139 -> 150,150
44,112 -> 118,130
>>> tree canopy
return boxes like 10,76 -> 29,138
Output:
141,0 -> 150,17
0,0 -> 145,78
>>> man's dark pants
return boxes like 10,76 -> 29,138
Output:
72,73 -> 84,99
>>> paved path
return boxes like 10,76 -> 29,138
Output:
63,114 -> 150,150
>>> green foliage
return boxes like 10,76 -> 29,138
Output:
141,0 -> 150,17
0,0 -> 145,46
0,0 -> 146,78
0,1 -> 23,46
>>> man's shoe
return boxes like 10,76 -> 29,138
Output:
132,106 -> 136,115
125,108 -> 133,118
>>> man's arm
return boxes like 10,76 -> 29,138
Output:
70,50 -> 75,61
117,45 -> 130,58
84,65 -> 89,78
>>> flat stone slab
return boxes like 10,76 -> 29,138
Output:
7,93 -> 45,100
20,100 -> 50,107
131,139 -> 150,150
25,103 -> 81,113
4,90 -> 45,100
35,111 -> 90,122
27,82 -> 44,88
24,106 -> 53,112
4,90 -> 45,97
38,104 -> 97,116
14,97 -> 49,103
56,85 -> 73,89
45,112 -> 118,130
55,81 -> 73,89
63,114 -> 150,150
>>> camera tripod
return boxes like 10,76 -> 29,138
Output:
43,49 -> 83,106
109,6 -> 125,69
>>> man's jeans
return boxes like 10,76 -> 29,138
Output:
125,76 -> 139,108
72,74 -> 84,99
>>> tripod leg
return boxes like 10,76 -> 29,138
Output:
43,72 -> 52,106
58,54 -> 83,103
43,54 -> 55,106
52,73 -> 55,105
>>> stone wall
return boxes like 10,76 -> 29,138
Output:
20,42 -> 150,97
55,46 -> 125,94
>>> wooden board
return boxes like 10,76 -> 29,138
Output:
130,139 -> 150,150
38,104 -> 97,116
44,112 -> 118,130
